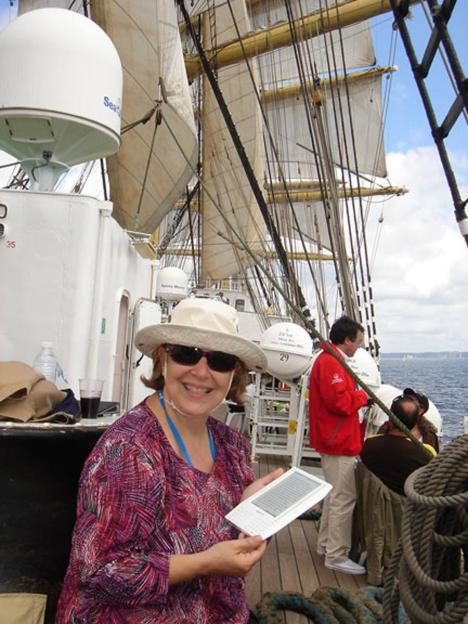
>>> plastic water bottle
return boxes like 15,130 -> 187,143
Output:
33,341 -> 58,383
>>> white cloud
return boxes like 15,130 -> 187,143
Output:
370,146 -> 468,352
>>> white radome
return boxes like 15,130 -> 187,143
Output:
155,268 -> 189,302
260,322 -> 313,380
0,8 -> 122,190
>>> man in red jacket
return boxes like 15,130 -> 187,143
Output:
309,316 -> 369,575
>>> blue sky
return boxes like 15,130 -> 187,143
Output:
0,0 -> 17,30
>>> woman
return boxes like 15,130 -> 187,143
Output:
56,298 -> 282,624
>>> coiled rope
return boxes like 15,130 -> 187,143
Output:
254,586 -> 408,624
383,434 -> 468,623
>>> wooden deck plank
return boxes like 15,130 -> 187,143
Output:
289,520 -> 320,594
264,456 -> 308,624
245,556 -> 262,611
257,458 -> 286,622
275,522 -> 308,624
245,458 -> 262,611
300,518 -> 339,587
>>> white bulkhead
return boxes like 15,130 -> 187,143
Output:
0,189 -> 154,403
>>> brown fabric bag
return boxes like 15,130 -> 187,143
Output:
0,593 -> 47,624
0,362 -> 65,422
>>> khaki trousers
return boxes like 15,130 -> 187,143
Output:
318,453 -> 357,564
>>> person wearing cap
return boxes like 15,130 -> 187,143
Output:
308,315 -> 370,576
378,388 -> 439,452
56,298 -> 282,624
361,396 -> 436,496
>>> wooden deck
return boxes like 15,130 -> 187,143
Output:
245,455 -> 368,623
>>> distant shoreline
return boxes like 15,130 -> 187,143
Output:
381,352 -> 468,360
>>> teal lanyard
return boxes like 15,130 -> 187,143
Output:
158,391 -> 216,465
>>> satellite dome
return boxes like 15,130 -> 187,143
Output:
260,323 -> 313,380
0,8 -> 122,190
155,268 -> 188,301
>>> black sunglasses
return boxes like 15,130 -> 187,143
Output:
164,344 -> 239,373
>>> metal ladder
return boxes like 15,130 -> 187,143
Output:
390,0 -> 467,245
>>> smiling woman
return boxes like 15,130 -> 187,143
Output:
56,298 -> 283,624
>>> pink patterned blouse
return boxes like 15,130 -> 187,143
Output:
56,401 -> 256,624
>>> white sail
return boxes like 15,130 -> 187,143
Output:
265,73 -> 387,179
323,73 -> 387,177
201,0 -> 267,280
92,0 -> 197,233
273,199 -> 333,251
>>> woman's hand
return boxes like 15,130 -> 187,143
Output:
240,467 -> 284,502
202,535 -> 267,577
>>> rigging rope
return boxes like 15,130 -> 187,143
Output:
132,103 -> 162,231
179,0 -> 315,324
225,0 -> 329,322
383,434 -> 468,624
281,0 -> 349,318
323,0 -> 379,356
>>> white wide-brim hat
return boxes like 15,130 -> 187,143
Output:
135,297 -> 267,372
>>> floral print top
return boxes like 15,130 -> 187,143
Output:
56,401 -> 255,623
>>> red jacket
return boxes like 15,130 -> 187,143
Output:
308,342 -> 368,456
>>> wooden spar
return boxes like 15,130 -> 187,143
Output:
184,0 -> 416,81
261,66 -> 398,103
194,66 -> 396,117
162,248 -> 336,261
268,185 -> 408,203
266,180 -> 325,191
172,185 -> 407,209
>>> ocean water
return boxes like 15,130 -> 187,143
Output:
380,358 -> 468,446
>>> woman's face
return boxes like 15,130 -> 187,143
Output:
159,346 -> 235,419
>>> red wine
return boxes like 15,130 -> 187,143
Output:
80,397 -> 100,419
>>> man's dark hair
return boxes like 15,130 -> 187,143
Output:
391,397 -> 419,430
329,316 -> 364,345
403,387 -> 429,414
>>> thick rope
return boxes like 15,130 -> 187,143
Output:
255,586 -> 409,624
383,434 -> 468,624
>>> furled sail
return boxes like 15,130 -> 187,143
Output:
200,0 -> 267,281
92,1 -> 197,233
